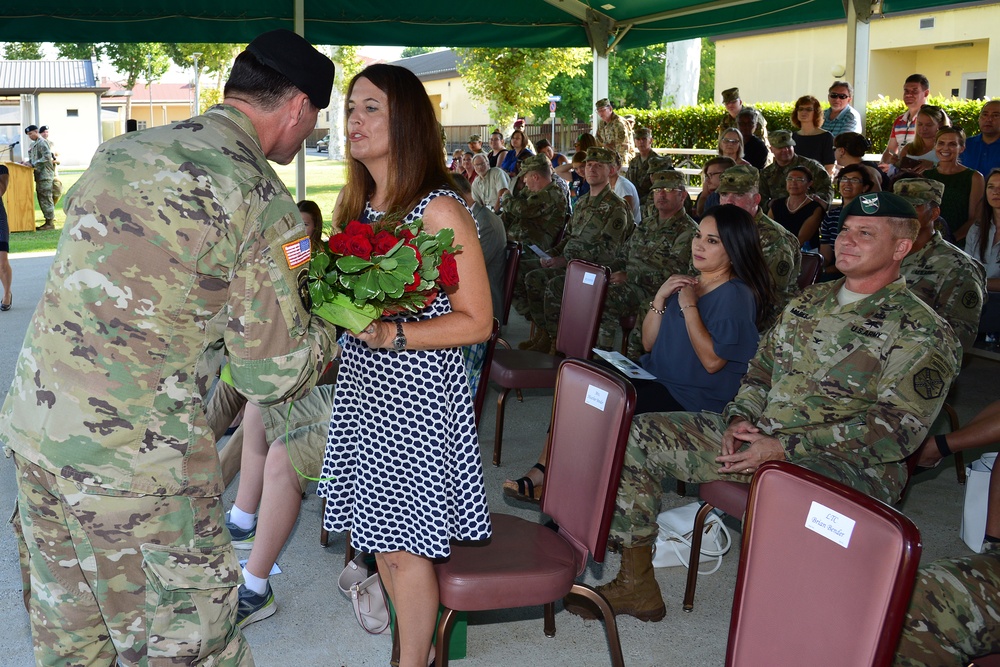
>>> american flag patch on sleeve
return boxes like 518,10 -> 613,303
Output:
283,237 -> 311,269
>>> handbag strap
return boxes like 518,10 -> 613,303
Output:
349,574 -> 391,635
667,515 -> 732,575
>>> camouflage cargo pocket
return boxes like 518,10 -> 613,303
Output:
142,543 -> 241,661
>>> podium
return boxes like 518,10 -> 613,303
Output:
2,162 -> 36,232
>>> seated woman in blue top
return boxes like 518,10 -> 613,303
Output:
635,203 -> 776,414
503,204 -> 776,502
500,129 -> 534,176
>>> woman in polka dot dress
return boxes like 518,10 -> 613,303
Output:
316,64 -> 493,667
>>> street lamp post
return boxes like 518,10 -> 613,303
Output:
191,52 -> 203,116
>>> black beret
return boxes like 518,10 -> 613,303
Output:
24,125 -> 38,134
246,29 -> 335,109
39,125 -> 49,132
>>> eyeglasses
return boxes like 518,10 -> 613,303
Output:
797,107 -> 815,112
705,171 -> 727,178
721,138 -> 740,144
839,177 -> 863,185
786,177 -> 809,183
828,93 -> 850,100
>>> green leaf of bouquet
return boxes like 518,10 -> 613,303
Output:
353,270 -> 381,300
310,253 -> 331,277
337,255 -> 375,273
436,228 -> 455,246
379,257 -> 398,271
392,245 -> 420,276
378,272 -> 406,297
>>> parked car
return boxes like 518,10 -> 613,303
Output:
316,134 -> 330,153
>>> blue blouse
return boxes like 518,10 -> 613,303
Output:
640,279 -> 759,413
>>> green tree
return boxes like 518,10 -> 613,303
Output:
401,46 -> 436,59
697,40 -> 716,104
454,47 -> 590,129
332,45 -> 364,94
3,42 -> 43,59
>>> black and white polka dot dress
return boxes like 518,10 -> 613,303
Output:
316,190 -> 492,558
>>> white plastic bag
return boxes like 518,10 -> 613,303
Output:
960,452 -> 997,553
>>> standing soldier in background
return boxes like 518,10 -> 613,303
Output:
0,30 -> 338,666
596,98 -> 636,168
625,127 -> 673,210
22,124 -> 57,230
39,125 -> 63,206
718,87 -> 768,141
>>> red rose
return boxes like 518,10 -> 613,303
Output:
438,251 -> 459,287
398,228 -> 416,242
329,233 -> 349,255
344,220 -> 374,238
404,270 -> 421,292
372,230 -> 398,256
405,243 -> 422,264
346,235 -> 373,260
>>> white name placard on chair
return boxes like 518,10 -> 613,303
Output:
582,272 -> 597,285
805,501 -> 856,548
585,385 -> 609,411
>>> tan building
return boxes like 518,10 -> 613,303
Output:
714,3 -> 1000,104
101,79 -> 197,137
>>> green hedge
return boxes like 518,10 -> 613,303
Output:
622,96 -> 987,167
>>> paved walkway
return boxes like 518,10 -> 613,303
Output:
0,253 -> 997,665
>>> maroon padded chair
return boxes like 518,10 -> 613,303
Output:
489,259 -> 610,466
683,479 -> 750,612
797,249 -> 824,289
971,656 -> 1000,666
393,359 -> 635,666
725,461 -> 922,667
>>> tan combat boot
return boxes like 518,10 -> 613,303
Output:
527,330 -> 552,353
567,545 -> 666,622
517,327 -> 543,350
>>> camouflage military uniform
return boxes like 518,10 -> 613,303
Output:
27,135 -> 57,221
754,208 -> 801,327
759,154 -> 834,212
1,104 -> 337,664
900,230 -> 986,354
611,278 -> 960,548
501,179 -> 567,250
597,113 -> 636,167
524,184 -> 631,335
893,542 -> 1000,666
596,208 -> 697,353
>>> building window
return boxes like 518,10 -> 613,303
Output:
137,121 -> 147,130
67,109 -> 79,117
919,17 -> 935,29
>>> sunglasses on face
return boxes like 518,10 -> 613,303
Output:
828,93 -> 850,100
722,138 -> 740,144
798,107 -> 814,112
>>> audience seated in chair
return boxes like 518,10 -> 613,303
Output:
567,192 -> 959,623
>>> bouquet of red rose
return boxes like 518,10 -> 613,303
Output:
308,218 -> 461,331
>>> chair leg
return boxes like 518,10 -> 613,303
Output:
344,530 -> 355,568
544,601 -> 556,638
493,387 -> 512,467
568,583 -> 625,667
320,497 -> 330,547
943,403 -> 966,484
620,325 -> 633,356
683,502 -> 716,612
435,607 -> 460,667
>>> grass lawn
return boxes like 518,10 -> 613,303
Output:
10,154 -> 346,256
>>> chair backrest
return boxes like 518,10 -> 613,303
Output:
798,249 -> 823,289
501,241 -> 521,326
727,461 -> 922,667
555,260 -> 610,359
472,318 -> 501,426
541,359 -> 636,575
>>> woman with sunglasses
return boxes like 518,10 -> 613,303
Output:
791,94 -> 835,177
717,128 -> 751,167
817,164 -> 876,280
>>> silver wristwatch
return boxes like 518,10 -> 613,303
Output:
392,322 -> 406,351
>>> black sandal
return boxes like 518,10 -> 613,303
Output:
502,463 -> 546,503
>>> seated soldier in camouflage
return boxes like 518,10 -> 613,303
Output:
716,164 -> 801,327
516,147 -> 632,353
758,130 -> 834,213
570,192 -> 960,623
894,177 -> 986,356
597,170 -> 697,356
625,127 -> 673,210
893,458 -> 1000,666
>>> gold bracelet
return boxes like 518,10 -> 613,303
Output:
648,301 -> 665,315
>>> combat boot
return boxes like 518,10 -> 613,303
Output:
527,330 -> 552,353
517,328 -> 543,350
36,219 -> 55,231
566,545 -> 665,622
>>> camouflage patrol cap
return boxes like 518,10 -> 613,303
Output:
596,98 -> 611,109
893,178 -> 945,206
843,191 -> 917,219
585,147 -> 616,164
716,165 -> 760,194
722,87 -> 740,103
518,153 -> 551,175
468,134 -> 482,143
647,154 -> 673,171
650,170 -> 685,191
246,29 -> 335,109
769,130 -> 796,149
635,127 -> 652,139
